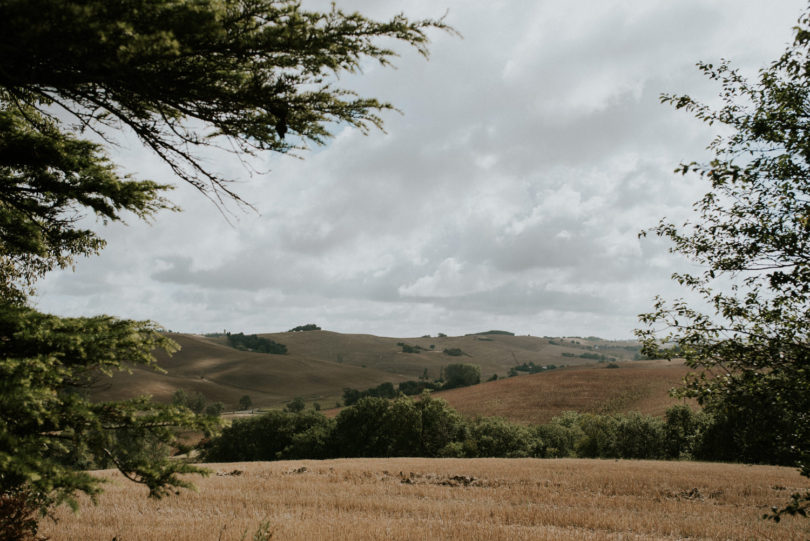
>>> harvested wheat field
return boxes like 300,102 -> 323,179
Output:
43,458 -> 809,540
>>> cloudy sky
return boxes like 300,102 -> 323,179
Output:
35,0 -> 807,339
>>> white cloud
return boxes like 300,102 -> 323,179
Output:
34,0 -> 808,338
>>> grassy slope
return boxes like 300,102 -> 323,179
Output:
92,330 -> 686,421
431,359 -> 694,424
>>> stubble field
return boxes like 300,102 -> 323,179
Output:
43,458 -> 809,540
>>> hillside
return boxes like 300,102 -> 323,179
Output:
91,330 -> 664,417
431,359 -> 694,424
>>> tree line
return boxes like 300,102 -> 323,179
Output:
201,393 -> 795,465
225,332 -> 287,354
342,363 -> 480,405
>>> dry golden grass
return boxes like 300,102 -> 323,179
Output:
42,458 -> 809,540
432,360 -> 695,424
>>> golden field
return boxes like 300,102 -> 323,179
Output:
433,359 -> 695,424
43,458 -> 809,540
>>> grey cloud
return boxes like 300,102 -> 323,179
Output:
35,0 -> 807,339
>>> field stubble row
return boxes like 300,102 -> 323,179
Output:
43,458 -> 809,540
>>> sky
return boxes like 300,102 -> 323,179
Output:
34,0 -> 807,339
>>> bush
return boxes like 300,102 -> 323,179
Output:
664,404 -> 702,459
204,402 -> 225,417
443,363 -> 480,389
463,417 -> 538,458
238,395 -> 253,411
331,394 -> 466,458
226,332 -> 287,354
535,417 -> 584,458
614,412 -> 665,459
288,324 -> 321,332
285,397 -> 306,413
574,414 -> 619,458
342,382 -> 398,405
332,397 -> 394,457
442,347 -> 464,356
415,393 -> 465,456
398,380 -> 441,396
202,410 -> 334,462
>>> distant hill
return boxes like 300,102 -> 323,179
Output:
90,330 -> 666,418
430,359 -> 694,424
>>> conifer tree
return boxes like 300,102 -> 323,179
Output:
0,0 -> 449,531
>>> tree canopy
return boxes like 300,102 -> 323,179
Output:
637,6 -> 810,521
0,0 -> 450,204
0,0 -> 449,533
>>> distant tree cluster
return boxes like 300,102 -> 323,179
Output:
397,380 -> 442,396
442,363 -> 480,389
342,383 -> 397,406
226,332 -> 287,354
342,363 -> 482,404
284,397 -> 306,413
171,389 -> 224,419
288,324 -> 321,332
202,398 -> 769,465
466,330 -> 515,336
511,362 -> 557,375
239,395 -> 253,411
442,347 -> 465,357
397,342 -> 424,353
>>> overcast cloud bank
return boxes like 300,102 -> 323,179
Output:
35,0 -> 806,338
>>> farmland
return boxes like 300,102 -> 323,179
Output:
433,359 -> 694,424
90,331 -> 655,417
42,458 -> 809,540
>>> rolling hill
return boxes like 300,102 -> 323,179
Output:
429,359 -> 694,424
90,330 -> 690,421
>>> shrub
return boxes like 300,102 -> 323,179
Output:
285,397 -> 306,413
443,363 -> 480,389
226,332 -> 287,354
398,380 -> 441,396
614,412 -> 665,459
238,395 -> 253,411
332,397 -> 394,457
574,414 -> 619,458
202,410 -> 333,462
415,393 -> 465,456
464,417 -> 538,458
288,324 -> 321,332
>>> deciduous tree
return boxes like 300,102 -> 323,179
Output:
637,6 -> 810,521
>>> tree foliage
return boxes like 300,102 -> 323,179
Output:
239,395 -> 253,411
288,324 -> 321,332
201,397 -> 716,463
637,8 -> 810,521
226,332 -> 287,354
0,0 -> 452,207
442,363 -> 480,389
0,305 -> 216,513
0,103 -> 173,303
0,0 -> 449,522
